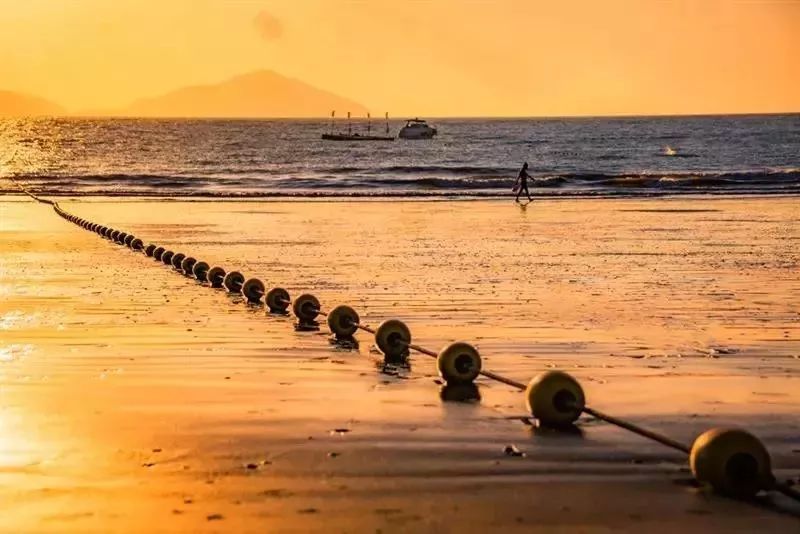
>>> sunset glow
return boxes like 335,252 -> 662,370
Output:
0,0 -> 798,117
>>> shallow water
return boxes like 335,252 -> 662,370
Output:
1,115 -> 799,197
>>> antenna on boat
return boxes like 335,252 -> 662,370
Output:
347,112 -> 351,136
385,112 -> 389,135
367,112 -> 371,135
330,110 -> 335,135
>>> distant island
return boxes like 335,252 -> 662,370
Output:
0,70 -> 367,119
119,70 -> 367,118
0,90 -> 64,117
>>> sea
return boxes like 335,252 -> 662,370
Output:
1,114 -> 798,198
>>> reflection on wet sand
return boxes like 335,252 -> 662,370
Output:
0,197 -> 798,531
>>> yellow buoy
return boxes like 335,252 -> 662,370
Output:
375,319 -> 411,360
242,278 -> 265,303
327,305 -> 360,338
192,261 -> 210,281
437,342 -> 482,384
207,266 -> 226,288
689,428 -> 772,498
266,287 -> 290,313
525,371 -> 585,427
223,271 -> 245,292
181,256 -> 197,275
293,294 -> 320,323
171,252 -> 186,270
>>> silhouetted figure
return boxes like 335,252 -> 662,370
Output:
514,162 -> 532,202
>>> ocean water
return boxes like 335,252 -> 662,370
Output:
1,115 -> 798,197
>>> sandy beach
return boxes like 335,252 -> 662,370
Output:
1,195 -> 798,532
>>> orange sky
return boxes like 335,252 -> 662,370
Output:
0,0 -> 798,116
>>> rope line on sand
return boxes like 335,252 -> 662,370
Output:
10,182 -> 800,505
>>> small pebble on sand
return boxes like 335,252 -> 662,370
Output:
503,445 -> 525,457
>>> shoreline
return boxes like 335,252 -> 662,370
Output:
3,192 -> 800,203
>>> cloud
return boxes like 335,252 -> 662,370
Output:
253,10 -> 283,41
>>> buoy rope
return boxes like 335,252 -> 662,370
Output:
354,323 -> 376,335
400,334 -> 530,389
7,176 -> 56,205
476,369 -> 527,390
581,406 -> 691,453
9,177 -> 800,505
398,339 -> 438,358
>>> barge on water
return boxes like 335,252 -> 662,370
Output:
322,111 -> 394,141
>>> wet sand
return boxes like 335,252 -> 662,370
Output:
1,196 -> 798,532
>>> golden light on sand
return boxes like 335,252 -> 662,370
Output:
1,188 -> 799,530
0,405 -> 32,468
1,0 -> 799,529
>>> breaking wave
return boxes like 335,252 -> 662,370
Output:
3,169 -> 799,198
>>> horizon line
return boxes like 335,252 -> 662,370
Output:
3,111 -> 799,121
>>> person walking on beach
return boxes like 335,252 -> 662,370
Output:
514,162 -> 533,202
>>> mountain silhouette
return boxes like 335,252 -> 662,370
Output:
0,90 -> 64,117
122,70 -> 367,118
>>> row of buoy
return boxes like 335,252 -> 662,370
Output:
41,199 -> 799,503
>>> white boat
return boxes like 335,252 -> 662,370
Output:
398,118 -> 437,139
